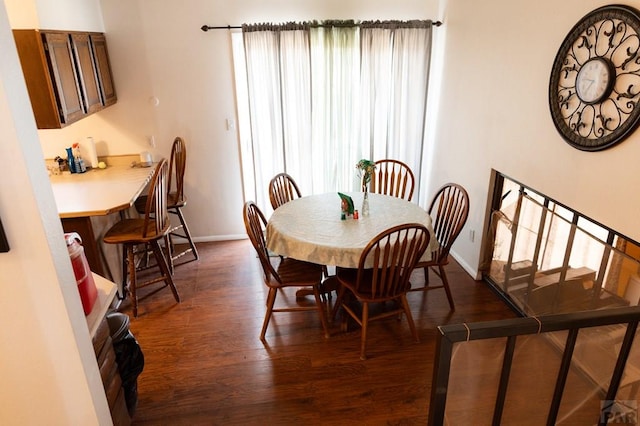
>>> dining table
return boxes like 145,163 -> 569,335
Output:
50,162 -> 156,292
266,192 -> 437,269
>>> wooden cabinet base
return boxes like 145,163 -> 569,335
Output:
93,316 -> 131,425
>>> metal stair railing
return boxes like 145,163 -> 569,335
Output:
428,306 -> 640,425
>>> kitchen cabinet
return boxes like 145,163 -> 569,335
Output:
71,33 -> 104,115
13,29 -> 117,129
91,33 -> 117,107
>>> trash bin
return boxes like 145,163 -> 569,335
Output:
106,312 -> 144,415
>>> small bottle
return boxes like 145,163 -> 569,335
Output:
73,143 -> 87,173
77,156 -> 87,173
354,210 -> 359,220
66,147 -> 76,173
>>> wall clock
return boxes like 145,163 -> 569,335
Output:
549,4 -> 640,151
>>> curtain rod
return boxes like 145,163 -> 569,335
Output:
201,21 -> 442,32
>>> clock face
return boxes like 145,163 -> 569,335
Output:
575,58 -> 612,104
549,5 -> 640,151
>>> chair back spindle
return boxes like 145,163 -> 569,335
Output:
143,159 -> 170,238
244,201 -> 280,284
168,137 -> 186,204
269,173 -> 302,210
429,183 -> 469,263
370,159 -> 415,201
357,224 -> 430,300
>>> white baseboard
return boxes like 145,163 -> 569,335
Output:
450,249 -> 481,280
171,234 -> 247,244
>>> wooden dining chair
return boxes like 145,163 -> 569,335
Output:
410,183 -> 469,310
370,159 -> 415,201
269,172 -> 302,210
243,201 -> 330,340
104,159 -> 180,317
331,223 -> 430,360
267,172 -> 331,285
135,137 -> 199,272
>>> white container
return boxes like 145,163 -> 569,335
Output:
139,151 -> 152,167
85,137 -> 99,169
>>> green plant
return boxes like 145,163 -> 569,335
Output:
356,159 -> 376,187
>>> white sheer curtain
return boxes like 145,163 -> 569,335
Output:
360,23 -> 432,197
236,20 -> 433,213
309,25 -> 360,193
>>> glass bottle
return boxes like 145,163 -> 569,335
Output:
362,188 -> 370,216
66,147 -> 76,173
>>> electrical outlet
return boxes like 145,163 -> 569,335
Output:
148,136 -> 156,148
226,118 -> 236,131
469,229 -> 475,242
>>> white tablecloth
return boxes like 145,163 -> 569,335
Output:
266,192 -> 436,268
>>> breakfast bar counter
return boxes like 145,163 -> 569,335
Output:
51,164 -> 155,218
50,163 -> 155,290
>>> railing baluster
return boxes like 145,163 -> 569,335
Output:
547,328 -> 579,425
492,335 -> 517,425
428,331 -> 455,426
598,321 -> 639,426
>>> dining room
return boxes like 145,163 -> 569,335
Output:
5,0 -> 640,424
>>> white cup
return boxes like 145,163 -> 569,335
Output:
139,151 -> 152,167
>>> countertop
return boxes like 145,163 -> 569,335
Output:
86,273 -> 118,338
50,164 -> 155,218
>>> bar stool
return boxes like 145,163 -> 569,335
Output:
104,159 -> 180,317
135,137 -> 199,272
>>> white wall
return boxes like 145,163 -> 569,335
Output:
432,0 -> 640,277
0,0 -> 109,423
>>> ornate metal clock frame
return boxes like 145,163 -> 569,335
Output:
549,4 -> 640,151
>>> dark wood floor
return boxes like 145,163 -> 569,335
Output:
121,239 -> 518,425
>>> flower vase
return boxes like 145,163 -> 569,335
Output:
362,189 -> 370,216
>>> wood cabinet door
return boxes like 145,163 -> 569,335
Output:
71,33 -> 102,114
43,32 -> 85,125
91,34 -> 117,107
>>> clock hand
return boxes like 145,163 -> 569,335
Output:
583,79 -> 594,91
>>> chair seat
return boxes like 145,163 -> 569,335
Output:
104,218 -> 168,244
275,257 -> 324,287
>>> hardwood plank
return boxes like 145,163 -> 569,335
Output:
120,240 -> 517,424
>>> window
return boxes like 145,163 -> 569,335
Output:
231,20 -> 435,212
